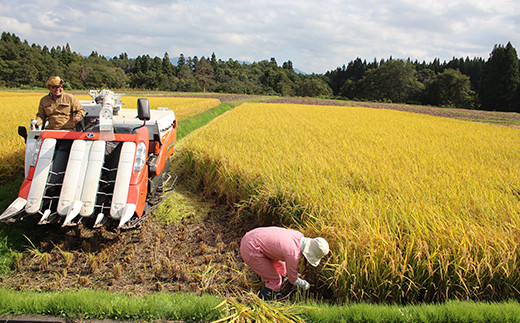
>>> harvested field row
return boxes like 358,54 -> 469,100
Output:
1,185 -> 260,297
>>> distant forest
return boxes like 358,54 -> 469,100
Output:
1,31 -> 519,112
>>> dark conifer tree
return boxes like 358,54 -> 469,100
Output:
480,42 -> 519,112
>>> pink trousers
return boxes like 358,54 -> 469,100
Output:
240,243 -> 287,291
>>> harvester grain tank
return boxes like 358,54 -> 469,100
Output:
0,90 -> 177,229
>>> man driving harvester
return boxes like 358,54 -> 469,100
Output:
36,76 -> 85,130
240,226 -> 329,300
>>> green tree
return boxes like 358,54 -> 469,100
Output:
178,63 -> 195,81
210,52 -> 218,69
110,53 -> 134,74
177,53 -> 186,67
162,52 -> 176,78
84,64 -> 126,89
194,57 -> 215,92
64,63 -> 92,89
282,60 -> 293,71
425,69 -> 476,108
339,79 -> 358,99
151,56 -> 163,74
358,59 -> 423,103
296,76 -> 332,97
135,55 -> 152,74
480,42 -> 520,112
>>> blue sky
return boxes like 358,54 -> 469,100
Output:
1,0 -> 519,73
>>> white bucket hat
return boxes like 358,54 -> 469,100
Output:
302,237 -> 329,267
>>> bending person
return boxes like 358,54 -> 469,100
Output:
240,226 -> 329,300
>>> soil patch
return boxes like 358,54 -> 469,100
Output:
1,183 -> 261,297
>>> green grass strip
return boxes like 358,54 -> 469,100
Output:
301,300 -> 520,323
177,97 -> 270,140
2,289 -> 520,322
177,103 -> 235,140
0,289 -> 223,321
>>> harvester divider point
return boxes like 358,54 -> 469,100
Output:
38,209 -> 52,224
118,204 -> 137,228
62,201 -> 82,227
0,197 -> 27,221
93,212 -> 105,228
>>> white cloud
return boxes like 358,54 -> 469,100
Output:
0,0 -> 518,73
1,16 -> 33,35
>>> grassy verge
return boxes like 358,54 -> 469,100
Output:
0,289 -> 223,322
177,97 -> 270,140
301,299 -> 520,323
1,289 -> 520,322
459,117 -> 520,125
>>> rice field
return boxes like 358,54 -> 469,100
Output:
0,92 -> 45,181
177,102 -> 520,302
0,91 -> 220,183
121,96 -> 220,120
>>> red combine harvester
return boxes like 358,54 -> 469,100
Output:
0,90 -> 177,229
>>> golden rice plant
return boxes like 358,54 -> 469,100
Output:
0,92 -> 44,181
0,92 -> 90,181
213,292 -> 310,323
177,102 -> 520,302
121,96 -> 220,120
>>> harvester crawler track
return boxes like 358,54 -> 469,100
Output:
120,172 -> 178,230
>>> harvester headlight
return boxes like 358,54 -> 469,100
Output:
30,137 -> 42,167
134,141 -> 147,172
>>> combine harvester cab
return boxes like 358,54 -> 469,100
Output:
0,90 -> 177,229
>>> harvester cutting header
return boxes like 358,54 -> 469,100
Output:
0,90 -> 177,229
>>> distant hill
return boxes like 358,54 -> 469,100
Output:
294,68 -> 308,75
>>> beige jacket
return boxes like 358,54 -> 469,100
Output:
36,93 -> 85,130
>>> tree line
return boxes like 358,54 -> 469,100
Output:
326,43 -> 519,112
1,31 -> 518,112
0,32 -> 332,98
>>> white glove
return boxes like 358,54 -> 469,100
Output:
293,277 -> 310,290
